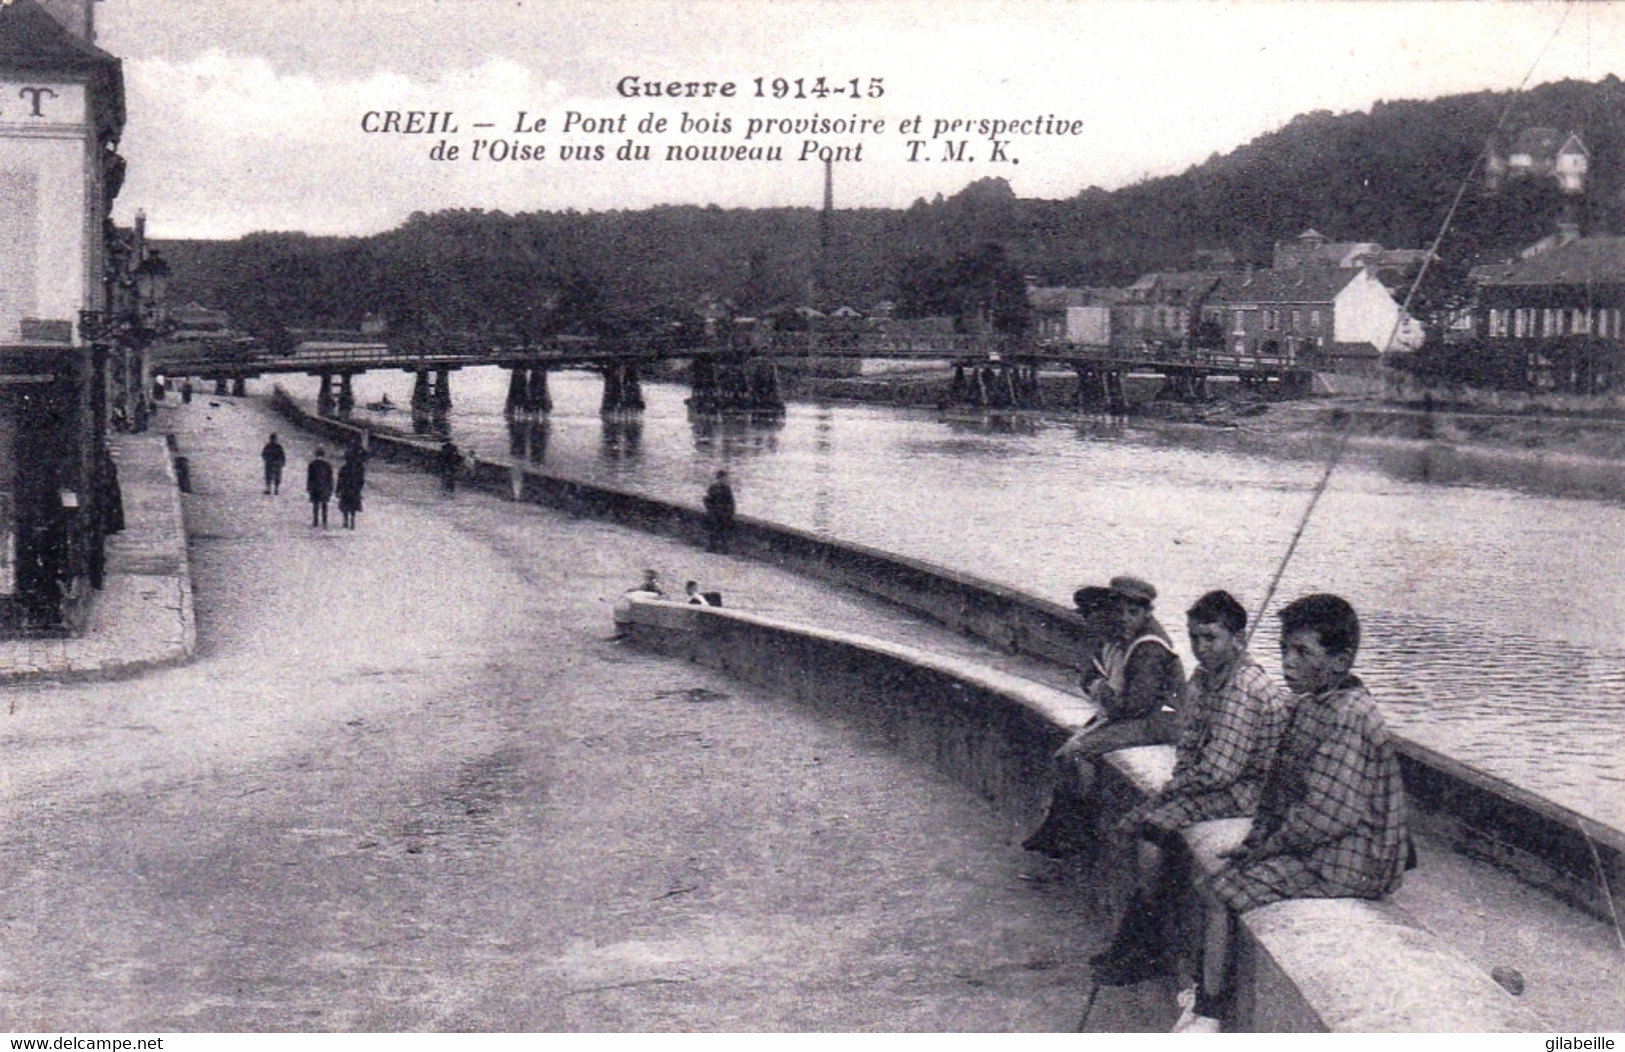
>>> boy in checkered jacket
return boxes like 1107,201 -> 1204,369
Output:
1090,589 -> 1290,988
1179,593 -> 1410,1032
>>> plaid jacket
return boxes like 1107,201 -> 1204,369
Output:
1242,675 -> 1408,898
1131,652 -> 1289,833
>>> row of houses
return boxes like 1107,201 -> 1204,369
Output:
1460,229 -> 1625,393
1028,229 -> 1427,374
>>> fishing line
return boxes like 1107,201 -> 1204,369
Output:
1385,0 -> 1578,358
1245,427 -> 1348,647
1256,0 -> 1579,643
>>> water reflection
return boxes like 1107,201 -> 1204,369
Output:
689,410 -> 784,460
598,413 -> 642,464
507,418 -> 550,462
813,407 -> 835,535
285,368 -> 1625,833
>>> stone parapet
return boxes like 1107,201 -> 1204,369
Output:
269,386 -> 1625,925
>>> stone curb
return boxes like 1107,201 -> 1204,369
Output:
0,433 -> 197,685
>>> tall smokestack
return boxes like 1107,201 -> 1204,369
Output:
815,158 -> 834,309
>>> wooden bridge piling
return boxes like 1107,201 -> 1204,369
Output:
316,372 -> 334,416
336,373 -> 355,417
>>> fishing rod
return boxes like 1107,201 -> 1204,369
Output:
1247,0 -> 1578,646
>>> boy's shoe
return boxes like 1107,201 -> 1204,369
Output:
1171,1012 -> 1221,1033
1172,986 -> 1222,1033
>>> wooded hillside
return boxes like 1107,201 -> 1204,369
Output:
157,76 -> 1625,340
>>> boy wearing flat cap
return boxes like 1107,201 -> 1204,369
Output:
1023,574 -> 1185,857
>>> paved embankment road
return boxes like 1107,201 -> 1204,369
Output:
0,395 -> 1108,1031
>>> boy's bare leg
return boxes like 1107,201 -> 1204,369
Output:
1200,890 -> 1233,1007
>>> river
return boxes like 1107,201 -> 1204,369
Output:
286,366 -> 1625,834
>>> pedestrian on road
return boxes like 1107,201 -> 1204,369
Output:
336,445 -> 366,530
180,379 -> 193,404
307,447 -> 334,527
437,440 -> 462,495
261,432 -> 286,495
703,468 -> 735,553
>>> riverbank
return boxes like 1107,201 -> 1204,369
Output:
270,388 -> 1625,1030
781,364 -> 1625,500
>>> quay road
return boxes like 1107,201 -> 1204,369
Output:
0,395 -> 1123,1031
4,391 -> 1621,1031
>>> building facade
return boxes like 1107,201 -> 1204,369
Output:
1470,235 -> 1625,393
1201,266 -> 1420,372
0,0 -> 124,634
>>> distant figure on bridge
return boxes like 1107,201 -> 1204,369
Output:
336,445 -> 366,530
1022,575 -> 1184,858
703,469 -> 735,553
437,441 -> 462,495
306,448 -> 334,528
261,433 -> 286,495
632,569 -> 664,597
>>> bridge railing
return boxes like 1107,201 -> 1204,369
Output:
156,328 -> 1320,377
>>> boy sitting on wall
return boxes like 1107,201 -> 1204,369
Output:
1022,575 -> 1185,857
1178,593 -> 1410,1033
1090,590 -> 1291,987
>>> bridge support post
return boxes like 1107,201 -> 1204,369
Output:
997,364 -> 1017,408
1104,370 -> 1126,416
1023,364 -> 1042,408
504,366 -> 527,419
411,370 -> 432,415
317,372 -> 334,416
689,356 -> 719,414
598,362 -> 643,414
431,369 -> 452,420
410,369 -> 433,433
599,363 -> 623,414
231,377 -> 246,398
621,363 -> 645,411
337,373 -> 355,417
527,365 -> 552,414
746,358 -> 781,412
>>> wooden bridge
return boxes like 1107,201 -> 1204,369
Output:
151,328 -> 1315,418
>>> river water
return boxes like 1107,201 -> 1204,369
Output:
289,367 -> 1625,834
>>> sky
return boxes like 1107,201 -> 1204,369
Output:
91,0 -> 1625,240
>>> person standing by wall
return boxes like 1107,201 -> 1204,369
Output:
261,433 -> 286,495
306,448 -> 334,528
336,444 -> 366,530
703,469 -> 735,553
437,441 -> 462,496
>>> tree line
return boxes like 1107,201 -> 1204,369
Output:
158,76 -> 1625,346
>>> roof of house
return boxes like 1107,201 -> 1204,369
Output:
1123,271 -> 1223,303
1027,286 -> 1121,310
1208,268 -> 1360,306
0,0 -> 123,133
0,0 -> 117,72
1274,228 -> 1387,269
1471,236 -> 1625,287
1558,131 -> 1591,158
1511,127 -> 1561,157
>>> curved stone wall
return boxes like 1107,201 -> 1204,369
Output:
271,387 -> 1624,923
